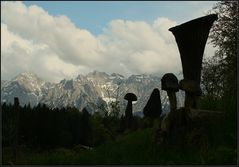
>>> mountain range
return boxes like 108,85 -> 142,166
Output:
1,71 -> 185,116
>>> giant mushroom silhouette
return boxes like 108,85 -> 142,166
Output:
168,14 -> 218,109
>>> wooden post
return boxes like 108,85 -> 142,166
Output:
13,97 -> 20,164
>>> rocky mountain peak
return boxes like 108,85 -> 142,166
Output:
87,70 -> 109,78
111,73 -> 125,78
12,72 -> 45,92
1,71 -> 184,115
14,71 -> 39,80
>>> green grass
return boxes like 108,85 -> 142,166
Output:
3,125 -> 237,165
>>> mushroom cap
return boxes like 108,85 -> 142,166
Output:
124,93 -> 137,101
179,79 -> 202,95
161,73 -> 179,92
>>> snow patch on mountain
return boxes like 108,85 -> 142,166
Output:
1,71 -> 185,115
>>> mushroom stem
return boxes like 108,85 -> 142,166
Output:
125,101 -> 133,118
167,91 -> 177,111
185,92 -> 199,109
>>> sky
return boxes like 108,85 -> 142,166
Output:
1,1 -> 218,82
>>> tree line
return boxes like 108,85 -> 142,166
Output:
2,101 -> 149,150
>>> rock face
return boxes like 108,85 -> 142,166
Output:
1,71 -> 185,115
1,72 -> 52,106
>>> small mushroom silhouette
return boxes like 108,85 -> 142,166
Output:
161,73 -> 179,111
124,93 -> 137,119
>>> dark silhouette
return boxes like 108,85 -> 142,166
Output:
13,97 -> 20,163
161,73 -> 179,111
124,93 -> 137,118
124,93 -> 137,129
81,108 -> 92,146
2,100 -> 97,149
143,88 -> 162,117
157,15 -> 219,146
169,14 -> 218,109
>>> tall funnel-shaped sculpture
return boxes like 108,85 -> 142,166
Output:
169,14 -> 218,108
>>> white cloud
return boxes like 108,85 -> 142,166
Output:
98,19 -> 181,76
1,23 -> 91,82
1,1 -> 104,66
1,1 -> 216,82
